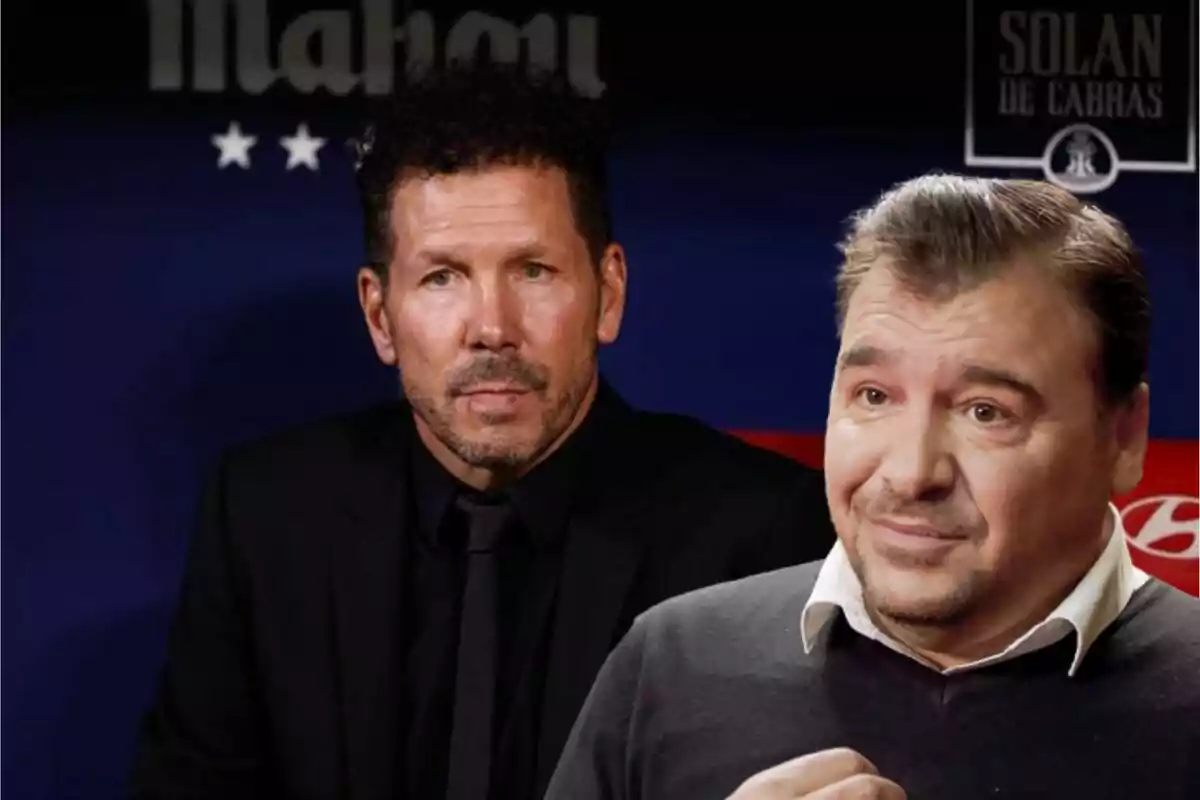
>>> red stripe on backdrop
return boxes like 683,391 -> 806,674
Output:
732,431 -> 1200,597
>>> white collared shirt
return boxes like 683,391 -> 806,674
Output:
800,504 -> 1150,676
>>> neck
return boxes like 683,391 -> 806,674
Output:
417,374 -> 601,492
870,522 -> 1112,670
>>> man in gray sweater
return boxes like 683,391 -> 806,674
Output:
546,174 -> 1200,800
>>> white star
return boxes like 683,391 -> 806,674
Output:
280,123 -> 327,171
211,121 -> 257,169
349,127 -> 374,172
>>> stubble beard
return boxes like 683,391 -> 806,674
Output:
848,533 -> 984,630
403,358 -> 595,474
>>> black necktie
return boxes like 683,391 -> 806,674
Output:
445,495 -> 516,800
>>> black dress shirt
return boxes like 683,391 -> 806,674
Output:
400,401 -> 599,800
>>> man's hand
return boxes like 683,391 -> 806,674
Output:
727,748 -> 906,799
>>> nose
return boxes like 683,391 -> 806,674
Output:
878,411 -> 956,502
465,271 -> 521,352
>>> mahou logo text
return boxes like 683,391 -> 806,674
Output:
147,0 -> 605,97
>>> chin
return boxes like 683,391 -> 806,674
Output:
869,592 -> 973,626
457,433 -> 534,460
861,566 -> 978,626
460,414 -> 537,442
454,407 -> 533,437
451,427 -> 542,467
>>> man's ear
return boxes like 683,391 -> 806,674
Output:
1110,382 -> 1150,496
357,266 -> 397,365
595,243 -> 628,345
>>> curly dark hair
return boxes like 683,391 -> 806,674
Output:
353,59 -> 613,277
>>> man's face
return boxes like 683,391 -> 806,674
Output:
359,164 -> 626,475
824,261 -> 1148,636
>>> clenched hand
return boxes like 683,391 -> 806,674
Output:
727,748 -> 906,799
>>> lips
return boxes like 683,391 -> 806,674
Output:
455,385 -> 531,417
874,519 -> 966,541
457,384 -> 530,396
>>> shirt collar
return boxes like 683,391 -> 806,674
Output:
800,503 -> 1149,676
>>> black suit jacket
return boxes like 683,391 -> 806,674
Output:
130,387 -> 835,799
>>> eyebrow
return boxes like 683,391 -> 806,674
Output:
413,244 -> 552,269
959,364 -> 1042,402
837,344 -> 891,371
837,346 -> 1043,402
414,249 -> 466,269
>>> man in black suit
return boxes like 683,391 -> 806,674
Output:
129,61 -> 835,800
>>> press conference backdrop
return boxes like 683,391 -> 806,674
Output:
3,1 -> 1197,797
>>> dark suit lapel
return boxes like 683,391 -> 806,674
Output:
329,408 -> 411,800
534,395 -> 656,791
